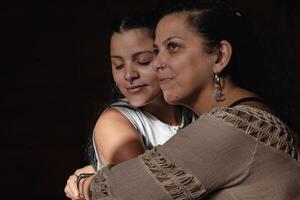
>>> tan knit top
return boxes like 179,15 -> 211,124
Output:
91,105 -> 300,200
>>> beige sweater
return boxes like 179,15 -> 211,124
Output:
91,105 -> 300,200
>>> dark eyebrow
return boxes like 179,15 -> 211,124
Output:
154,36 -> 184,48
111,50 -> 154,61
110,55 -> 123,59
162,36 -> 184,46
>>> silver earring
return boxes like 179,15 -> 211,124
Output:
214,73 -> 225,102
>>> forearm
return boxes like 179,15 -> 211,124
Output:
88,118 -> 256,200
90,153 -> 181,200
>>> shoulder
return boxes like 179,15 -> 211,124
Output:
109,99 -> 136,110
178,105 -> 281,145
108,100 -> 145,119
199,105 -> 300,161
94,108 -> 137,136
198,105 -> 287,135
200,105 -> 285,126
93,107 -> 145,165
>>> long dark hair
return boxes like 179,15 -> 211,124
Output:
84,8 -> 163,169
158,0 -> 300,133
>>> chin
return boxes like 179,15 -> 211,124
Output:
127,98 -> 147,108
163,93 -> 181,105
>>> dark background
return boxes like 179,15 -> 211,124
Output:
1,0 -> 299,199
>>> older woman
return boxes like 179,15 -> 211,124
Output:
81,1 -> 300,199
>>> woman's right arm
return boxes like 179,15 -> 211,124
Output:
65,107 -> 145,199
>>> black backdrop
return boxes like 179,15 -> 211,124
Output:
1,0 -> 299,199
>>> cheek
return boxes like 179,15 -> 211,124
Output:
168,57 -> 195,83
112,70 -> 124,85
140,69 -> 160,86
178,52 -> 213,83
170,58 -> 211,94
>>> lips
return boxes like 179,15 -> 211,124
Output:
159,77 -> 173,85
126,84 -> 147,93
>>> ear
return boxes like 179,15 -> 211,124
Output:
213,40 -> 232,73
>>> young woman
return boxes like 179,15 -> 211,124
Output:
81,1 -> 300,199
64,9 -> 196,199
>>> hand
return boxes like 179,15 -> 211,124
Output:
79,174 -> 97,200
64,165 -> 95,199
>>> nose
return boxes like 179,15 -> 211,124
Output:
152,60 -> 160,71
152,61 -> 167,72
124,66 -> 139,84
152,53 -> 167,72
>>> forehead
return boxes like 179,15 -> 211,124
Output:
155,13 -> 198,43
110,29 -> 153,52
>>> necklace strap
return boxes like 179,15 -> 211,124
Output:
229,97 -> 264,108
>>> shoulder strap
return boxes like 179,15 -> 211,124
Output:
108,99 -> 137,111
229,97 -> 264,108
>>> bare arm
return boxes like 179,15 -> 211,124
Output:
65,107 -> 145,199
93,107 -> 145,166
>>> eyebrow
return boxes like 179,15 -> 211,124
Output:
111,50 -> 154,60
154,36 -> 184,48
132,50 -> 154,58
110,55 -> 122,59
163,36 -> 184,45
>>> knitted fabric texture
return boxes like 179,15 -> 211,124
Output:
141,148 -> 207,200
201,105 -> 300,163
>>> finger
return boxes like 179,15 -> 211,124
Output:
67,175 -> 80,198
65,184 -> 79,199
75,169 -> 82,175
70,175 -> 80,197
82,181 -> 89,200
82,175 -> 96,200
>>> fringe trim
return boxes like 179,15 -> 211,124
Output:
141,148 -> 207,200
202,105 -> 300,163
91,170 -> 111,200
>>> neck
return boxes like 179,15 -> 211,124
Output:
189,77 -> 258,116
142,96 -> 182,126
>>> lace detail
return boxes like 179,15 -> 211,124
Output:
91,170 -> 111,200
141,148 -> 207,200
201,105 -> 300,163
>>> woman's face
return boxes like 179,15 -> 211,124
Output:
111,29 -> 162,107
153,13 -> 217,107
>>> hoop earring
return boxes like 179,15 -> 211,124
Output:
214,73 -> 225,102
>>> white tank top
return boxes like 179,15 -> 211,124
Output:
93,99 -> 195,170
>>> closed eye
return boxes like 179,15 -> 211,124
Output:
136,53 -> 154,66
115,63 -> 124,70
137,61 -> 152,65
